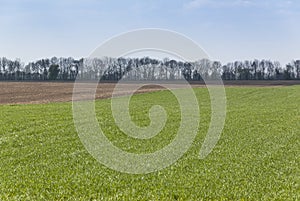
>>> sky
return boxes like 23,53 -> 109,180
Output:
0,0 -> 299,65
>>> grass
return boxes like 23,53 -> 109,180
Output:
0,86 -> 299,200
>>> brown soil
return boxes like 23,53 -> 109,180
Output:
0,82 -> 165,105
0,80 -> 299,105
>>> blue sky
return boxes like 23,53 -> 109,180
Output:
0,0 -> 299,64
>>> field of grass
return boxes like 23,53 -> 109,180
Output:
0,86 -> 299,200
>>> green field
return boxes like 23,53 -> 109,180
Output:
0,86 -> 299,200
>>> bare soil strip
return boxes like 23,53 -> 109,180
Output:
0,81 -> 299,105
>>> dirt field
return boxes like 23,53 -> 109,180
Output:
0,82 -> 167,105
0,80 -> 299,105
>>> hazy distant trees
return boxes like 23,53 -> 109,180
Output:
48,64 -> 60,80
0,56 -> 299,81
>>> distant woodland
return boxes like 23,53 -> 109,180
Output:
0,57 -> 299,81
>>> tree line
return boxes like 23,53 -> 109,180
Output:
0,57 -> 299,81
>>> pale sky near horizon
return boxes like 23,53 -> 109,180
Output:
0,0 -> 299,65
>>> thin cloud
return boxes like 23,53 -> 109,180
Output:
183,0 -> 266,10
184,0 -> 212,9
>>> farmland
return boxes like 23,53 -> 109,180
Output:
0,82 -> 299,200
1,81 -> 299,104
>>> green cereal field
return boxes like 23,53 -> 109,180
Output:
0,86 -> 299,200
